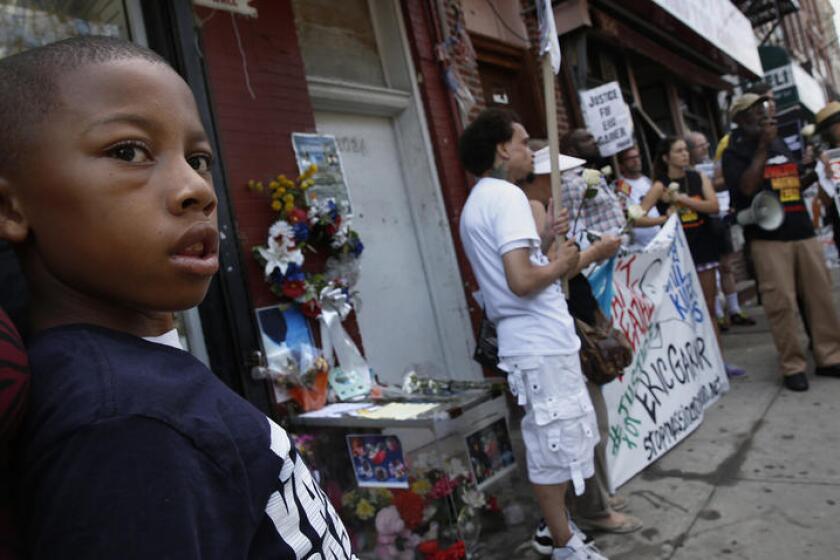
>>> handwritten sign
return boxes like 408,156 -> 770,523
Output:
579,81 -> 634,157
591,217 -> 729,492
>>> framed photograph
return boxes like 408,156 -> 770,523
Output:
346,434 -> 409,489
254,305 -> 315,402
291,133 -> 353,213
464,416 -> 516,490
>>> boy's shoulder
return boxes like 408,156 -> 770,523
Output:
23,325 -> 255,457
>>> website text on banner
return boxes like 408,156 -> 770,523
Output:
590,217 -> 729,493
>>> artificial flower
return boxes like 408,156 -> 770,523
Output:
411,479 -> 432,496
627,204 -> 645,222
271,199 -> 282,211
392,490 -> 424,530
355,499 -> 375,520
258,220 -> 304,277
600,165 -> 613,178
460,487 -> 486,509
582,168 -> 602,186
281,279 -> 307,299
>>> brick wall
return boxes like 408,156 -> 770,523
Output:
196,0 -> 316,309
519,0 -> 574,138
401,0 -> 483,336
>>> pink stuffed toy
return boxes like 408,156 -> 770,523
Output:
374,505 -> 419,560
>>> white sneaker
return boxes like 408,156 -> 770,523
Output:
552,534 -> 609,560
532,519 -> 591,556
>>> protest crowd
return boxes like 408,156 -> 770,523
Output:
1,1 -> 840,560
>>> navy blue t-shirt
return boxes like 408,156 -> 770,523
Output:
18,325 -> 356,559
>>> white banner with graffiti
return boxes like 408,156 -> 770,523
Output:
588,217 -> 729,493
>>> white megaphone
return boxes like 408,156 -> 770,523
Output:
736,191 -> 784,231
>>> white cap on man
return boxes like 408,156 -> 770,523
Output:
533,146 -> 586,175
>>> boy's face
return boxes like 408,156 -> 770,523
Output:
4,59 -> 218,316
500,122 -> 533,183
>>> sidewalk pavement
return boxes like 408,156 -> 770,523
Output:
479,271 -> 840,559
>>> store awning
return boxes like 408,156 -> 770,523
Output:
649,0 -> 763,77
594,0 -> 763,81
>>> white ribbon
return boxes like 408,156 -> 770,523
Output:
317,286 -> 369,379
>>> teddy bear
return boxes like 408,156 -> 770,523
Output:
374,505 -> 419,560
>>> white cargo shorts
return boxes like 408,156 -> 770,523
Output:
499,353 -> 598,494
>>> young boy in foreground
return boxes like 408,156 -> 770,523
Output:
0,36 -> 355,559
458,109 -> 605,560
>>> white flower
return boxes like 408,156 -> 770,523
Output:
582,168 -> 602,186
461,487 -> 486,509
258,220 -> 304,277
446,457 -> 470,479
330,222 -> 351,249
627,204 -> 645,222
600,165 -> 613,178
667,182 -> 680,193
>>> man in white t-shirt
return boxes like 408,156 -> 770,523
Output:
458,109 -> 604,560
616,145 -> 661,250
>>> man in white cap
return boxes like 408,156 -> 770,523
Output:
722,93 -> 840,392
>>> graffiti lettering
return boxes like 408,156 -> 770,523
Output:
642,380 -> 722,461
664,243 -> 704,323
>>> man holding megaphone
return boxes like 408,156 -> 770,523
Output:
722,94 -> 840,392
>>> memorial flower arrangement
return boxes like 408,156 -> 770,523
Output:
338,455 -> 501,559
247,164 -> 364,319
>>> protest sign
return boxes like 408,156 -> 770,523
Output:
589,217 -> 729,492
579,81 -> 634,157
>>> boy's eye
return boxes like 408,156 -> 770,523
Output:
107,143 -> 150,163
187,153 -> 213,173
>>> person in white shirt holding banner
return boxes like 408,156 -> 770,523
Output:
458,108 -> 607,560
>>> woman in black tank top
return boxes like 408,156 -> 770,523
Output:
639,137 -> 721,336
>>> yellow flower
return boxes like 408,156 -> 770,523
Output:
283,193 -> 295,203
355,499 -> 375,520
309,163 -> 318,174
284,202 -> 295,212
271,199 -> 282,211
411,479 -> 432,496
269,180 -> 279,191
272,190 -> 284,200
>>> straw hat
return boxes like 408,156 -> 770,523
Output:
729,93 -> 768,120
815,101 -> 840,131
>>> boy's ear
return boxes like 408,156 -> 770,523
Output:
495,139 -> 512,164
0,176 -> 29,242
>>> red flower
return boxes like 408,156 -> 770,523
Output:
392,490 -> 424,530
288,208 -> 308,224
325,223 -> 338,236
486,495 -> 500,513
428,475 -> 458,500
300,299 -> 321,318
281,280 -> 307,299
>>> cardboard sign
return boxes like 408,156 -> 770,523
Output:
579,82 -> 634,157
590,217 -> 729,492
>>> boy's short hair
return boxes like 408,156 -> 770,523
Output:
0,35 -> 167,174
458,108 -> 521,176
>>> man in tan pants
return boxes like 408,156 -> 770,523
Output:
722,94 -> 840,391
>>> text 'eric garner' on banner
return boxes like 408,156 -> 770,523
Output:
589,217 -> 729,492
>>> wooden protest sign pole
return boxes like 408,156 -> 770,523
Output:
541,54 -> 562,246
541,51 -> 571,293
